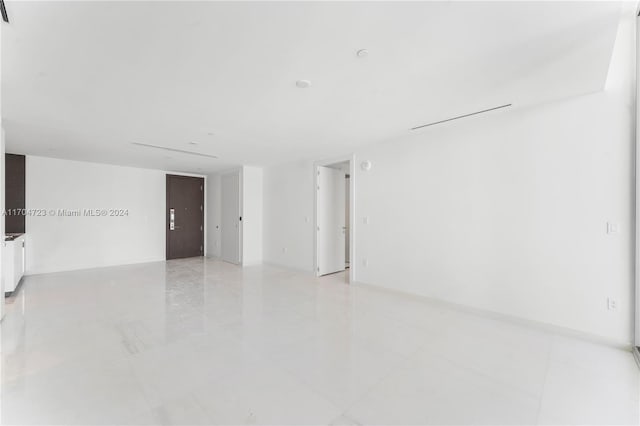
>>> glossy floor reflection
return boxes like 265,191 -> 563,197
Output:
1,258 -> 638,425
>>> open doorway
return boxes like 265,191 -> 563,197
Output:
315,158 -> 354,282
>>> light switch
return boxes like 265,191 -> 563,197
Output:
363,217 -> 369,225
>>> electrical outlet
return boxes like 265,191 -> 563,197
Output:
282,247 -> 288,253
607,297 -> 618,311
607,222 -> 620,234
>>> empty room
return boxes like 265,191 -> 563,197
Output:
0,1 -> 639,425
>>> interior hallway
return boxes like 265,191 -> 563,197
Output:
1,258 -> 638,425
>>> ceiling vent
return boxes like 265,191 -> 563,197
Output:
131,142 -> 218,159
410,104 -> 512,131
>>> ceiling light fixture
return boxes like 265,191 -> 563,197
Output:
189,141 -> 198,145
131,142 -> 218,159
296,79 -> 312,89
356,49 -> 369,58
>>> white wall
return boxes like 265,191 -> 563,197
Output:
0,24 -> 5,320
242,166 -> 263,266
262,13 -> 635,345
205,173 -> 222,258
263,160 -> 315,271
26,156 -> 166,274
354,90 -> 633,344
0,130 -> 5,319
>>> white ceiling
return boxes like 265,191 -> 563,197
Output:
2,1 -> 623,174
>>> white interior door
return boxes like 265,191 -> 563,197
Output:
221,171 -> 241,264
317,166 -> 346,276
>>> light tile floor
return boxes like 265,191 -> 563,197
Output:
0,258 -> 638,425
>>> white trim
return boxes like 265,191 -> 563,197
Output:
351,280 -> 634,351
164,170 -> 207,179
262,260 -> 315,275
24,258 -> 168,277
313,154 -> 356,283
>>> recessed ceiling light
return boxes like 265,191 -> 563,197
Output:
296,79 -> 312,89
189,141 -> 198,145
356,49 -> 369,58
207,132 -> 214,136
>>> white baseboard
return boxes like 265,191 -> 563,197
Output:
262,260 -> 315,275
350,280 -> 633,351
24,257 -> 166,276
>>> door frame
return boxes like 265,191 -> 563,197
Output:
220,168 -> 243,265
634,8 -> 639,365
314,155 -> 355,283
165,173 -> 206,260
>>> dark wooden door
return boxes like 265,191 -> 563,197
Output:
5,154 -> 25,234
166,175 -> 204,259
